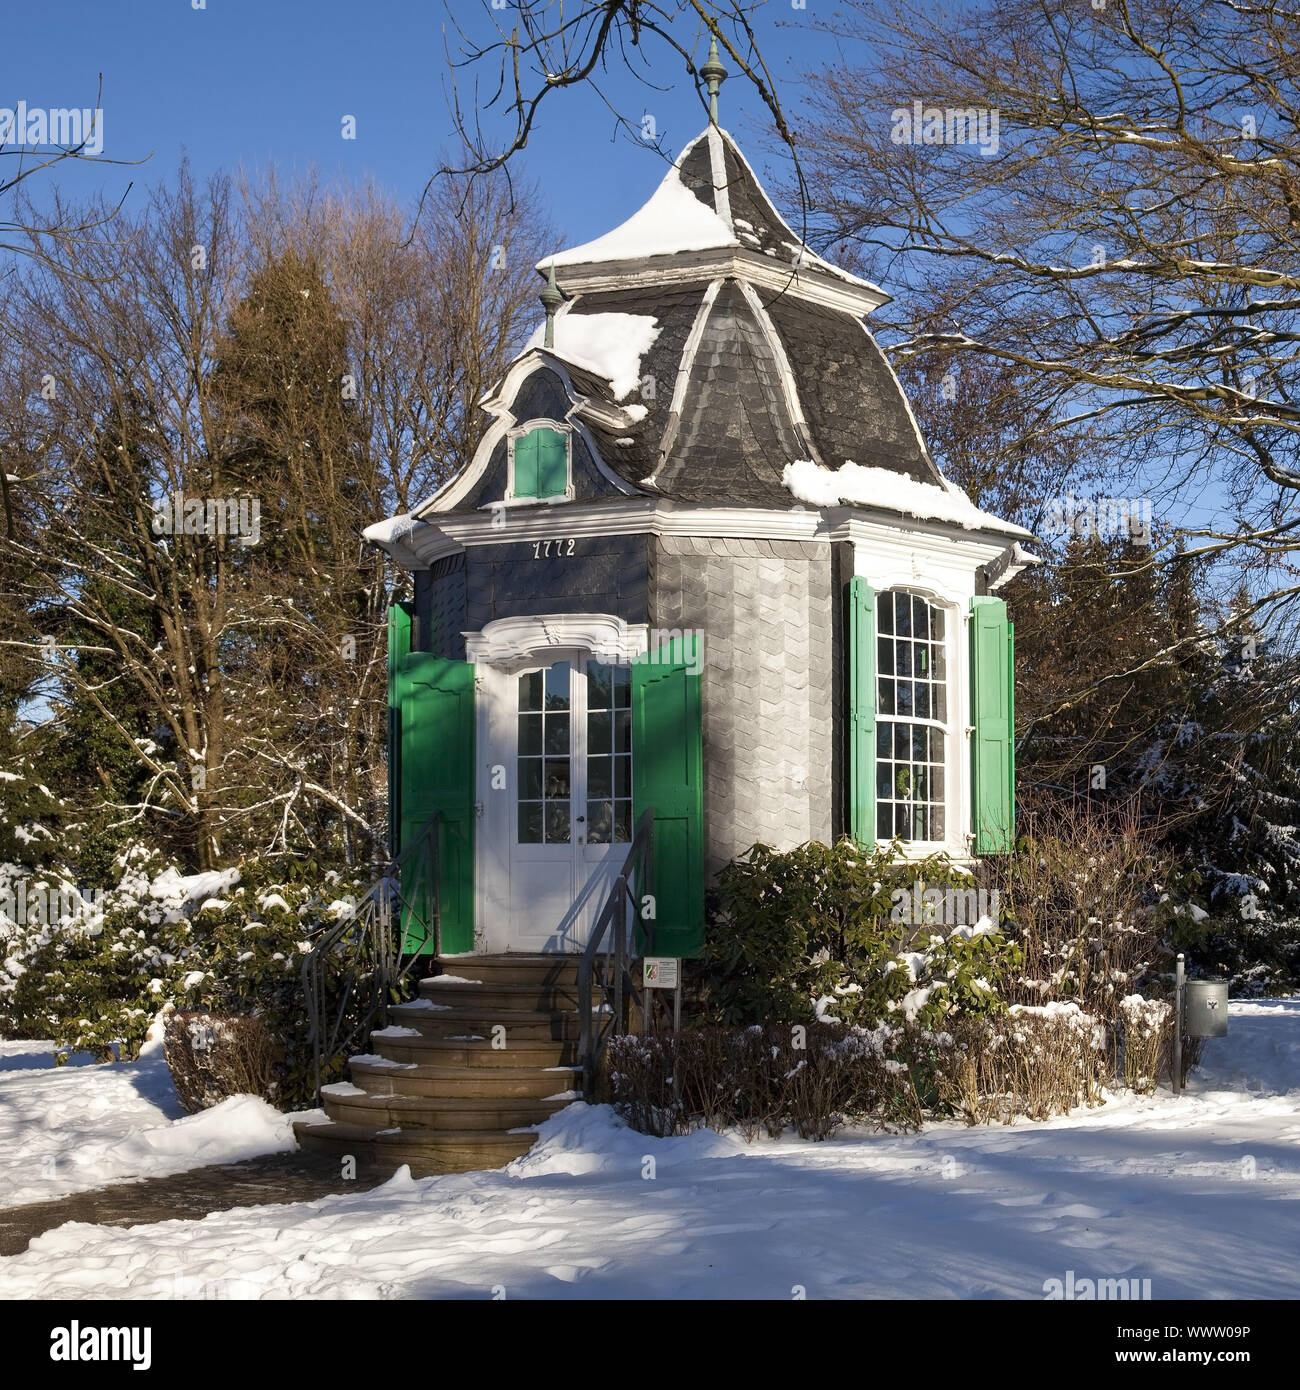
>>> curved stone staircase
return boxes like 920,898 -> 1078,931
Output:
293,955 -> 585,1176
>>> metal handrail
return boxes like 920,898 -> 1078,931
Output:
577,807 -> 654,1094
301,811 -> 441,1102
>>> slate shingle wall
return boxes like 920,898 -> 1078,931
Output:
415,554 -> 468,659
465,535 -> 650,628
651,534 -> 834,877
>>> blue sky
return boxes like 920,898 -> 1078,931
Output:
1,0 -> 834,250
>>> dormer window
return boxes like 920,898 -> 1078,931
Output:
509,423 -> 572,502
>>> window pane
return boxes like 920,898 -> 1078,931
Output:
931,608 -> 945,641
913,595 -> 929,638
614,756 -> 631,798
894,725 -> 910,759
587,662 -> 612,711
588,711 -> 611,753
933,806 -> 946,839
912,726 -> 928,761
878,678 -> 895,715
877,725 -> 892,757
897,642 -> 913,678
588,756 -> 612,799
877,593 -> 894,634
519,758 -> 543,799
518,802 -> 543,843
518,671 -> 543,712
897,682 -> 913,716
877,804 -> 892,840
544,662 -> 571,710
896,592 -> 912,637
614,710 -> 631,753
612,665 -> 631,708
877,636 -> 894,675
544,714 -> 570,755
587,800 -> 612,844
544,759 -> 570,798
915,683 -> 930,719
518,714 -> 542,755
877,764 -> 893,800
613,802 -> 632,843
545,802 -> 570,843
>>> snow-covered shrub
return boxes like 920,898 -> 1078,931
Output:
0,847 -> 367,1105
163,1009 -> 279,1111
1118,994 -> 1173,1094
703,838 -> 1022,1031
605,1007 -> 1109,1140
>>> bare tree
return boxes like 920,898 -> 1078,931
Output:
795,0 -> 1300,647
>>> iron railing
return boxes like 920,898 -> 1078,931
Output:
301,811 -> 441,1102
577,807 -> 654,1094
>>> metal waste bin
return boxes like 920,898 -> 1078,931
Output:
1183,980 -> 1229,1038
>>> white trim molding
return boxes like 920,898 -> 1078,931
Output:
465,613 -> 650,670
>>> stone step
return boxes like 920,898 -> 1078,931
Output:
349,1057 -> 581,1100
366,1034 -> 578,1068
419,975 -> 583,1012
293,1118 -> 537,1177
385,1001 -> 599,1042
319,1087 -> 574,1132
434,953 -> 583,987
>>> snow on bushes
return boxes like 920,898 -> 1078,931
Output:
0,846 -> 367,1105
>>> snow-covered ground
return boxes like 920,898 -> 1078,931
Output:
1,999 -> 1297,1299
0,1038 -> 299,1210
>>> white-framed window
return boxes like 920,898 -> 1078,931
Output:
507,420 -> 573,502
876,589 -> 949,844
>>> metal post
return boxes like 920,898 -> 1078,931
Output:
673,982 -> 682,1034
1173,953 -> 1185,1097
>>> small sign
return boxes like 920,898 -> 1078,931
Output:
643,957 -> 680,990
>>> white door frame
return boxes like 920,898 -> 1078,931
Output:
466,614 -> 648,955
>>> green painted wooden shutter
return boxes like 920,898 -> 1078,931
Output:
397,654 -> 476,953
535,428 -> 567,497
387,602 -> 413,858
631,634 -> 704,957
970,595 -> 1015,854
846,577 -> 877,849
513,427 -> 567,499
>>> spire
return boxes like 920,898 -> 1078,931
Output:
701,34 -> 728,125
540,261 -> 564,349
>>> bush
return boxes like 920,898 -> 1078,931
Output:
0,846 -> 370,1105
702,838 -> 1022,1031
605,1006 -> 1109,1141
163,1009 -> 280,1112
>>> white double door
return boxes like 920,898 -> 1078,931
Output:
479,653 -> 633,953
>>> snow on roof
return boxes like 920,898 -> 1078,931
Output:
527,310 -> 661,401
540,155 -> 737,271
782,458 -> 1031,535
362,513 -> 418,547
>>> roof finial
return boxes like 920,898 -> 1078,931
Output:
701,34 -> 728,125
540,261 -> 564,349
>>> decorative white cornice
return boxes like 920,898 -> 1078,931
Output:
465,613 -> 649,669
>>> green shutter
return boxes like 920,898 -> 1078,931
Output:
847,577 -> 876,849
513,430 -> 540,497
513,427 -> 567,499
397,654 -> 475,953
631,635 -> 704,957
535,428 -> 568,497
970,595 -> 1015,854
387,602 -> 413,858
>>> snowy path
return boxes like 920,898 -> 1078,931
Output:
0,1001 -> 1297,1299
0,1041 -> 300,1210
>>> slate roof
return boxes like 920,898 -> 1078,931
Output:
434,125 -> 951,515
